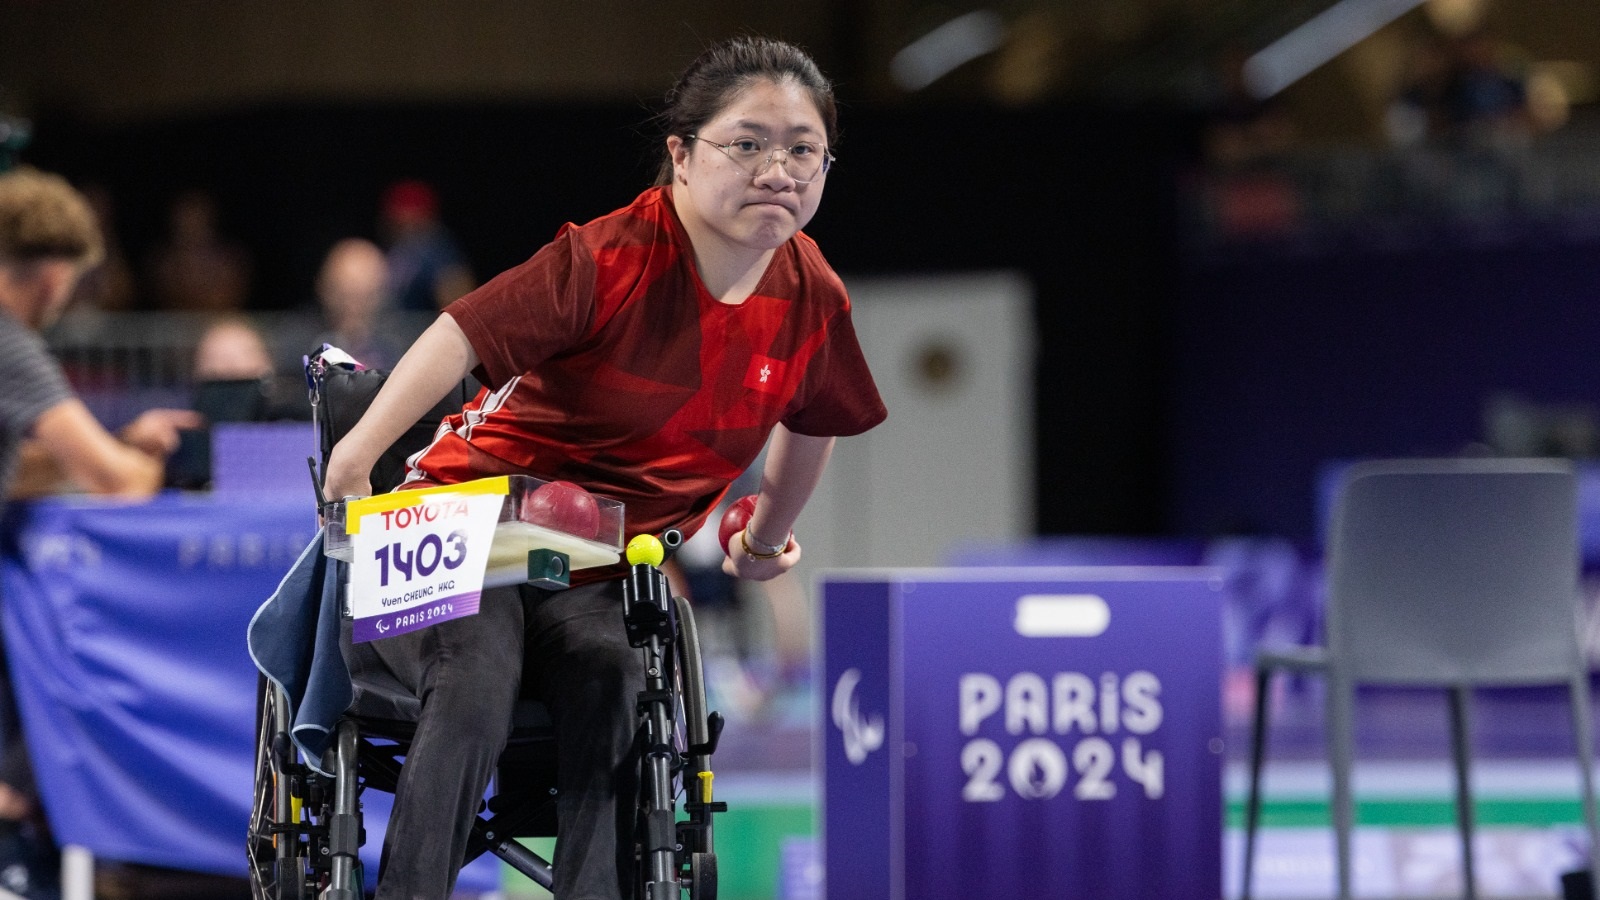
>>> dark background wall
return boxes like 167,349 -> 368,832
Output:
11,1 -> 1600,542
1175,224 -> 1600,538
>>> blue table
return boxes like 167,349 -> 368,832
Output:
0,492 -> 499,890
0,493 -> 314,874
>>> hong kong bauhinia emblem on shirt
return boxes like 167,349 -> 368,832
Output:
744,355 -> 787,394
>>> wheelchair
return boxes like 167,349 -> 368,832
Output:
247,349 -> 726,899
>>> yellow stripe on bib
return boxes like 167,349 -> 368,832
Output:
344,476 -> 510,535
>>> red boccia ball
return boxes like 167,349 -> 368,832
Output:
525,480 -> 601,541
718,494 -> 759,557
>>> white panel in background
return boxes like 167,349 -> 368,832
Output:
794,270 -> 1034,577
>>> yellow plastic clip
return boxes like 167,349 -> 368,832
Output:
698,770 -> 715,804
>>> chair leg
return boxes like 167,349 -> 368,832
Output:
1327,675 -> 1356,900
1449,685 -> 1478,900
60,845 -> 92,900
1570,673 -> 1600,900
1242,665 -> 1274,900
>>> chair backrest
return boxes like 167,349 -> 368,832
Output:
312,362 -> 475,494
1326,457 -> 1582,685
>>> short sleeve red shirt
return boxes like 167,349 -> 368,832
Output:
406,186 -> 886,542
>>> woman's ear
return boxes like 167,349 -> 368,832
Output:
667,136 -> 691,184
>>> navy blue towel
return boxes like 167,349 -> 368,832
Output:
246,529 -> 352,774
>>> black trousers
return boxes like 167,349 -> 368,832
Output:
370,579 -> 643,900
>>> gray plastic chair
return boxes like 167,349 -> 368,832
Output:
1241,457 -> 1600,900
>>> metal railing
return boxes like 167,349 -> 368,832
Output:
42,310 -> 431,428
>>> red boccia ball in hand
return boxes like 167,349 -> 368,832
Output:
525,480 -> 601,541
718,494 -> 759,557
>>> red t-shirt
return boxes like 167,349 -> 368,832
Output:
405,186 -> 885,546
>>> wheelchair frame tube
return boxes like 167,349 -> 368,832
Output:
271,688 -> 296,865
488,838 -> 554,890
325,720 -> 363,900
640,631 -> 680,899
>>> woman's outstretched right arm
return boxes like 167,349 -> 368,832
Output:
322,313 -> 479,501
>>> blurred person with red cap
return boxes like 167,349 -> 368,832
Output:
379,178 -> 474,312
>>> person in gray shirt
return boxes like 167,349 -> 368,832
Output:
0,168 -> 198,503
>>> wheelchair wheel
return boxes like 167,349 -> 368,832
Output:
248,677 -> 312,900
674,596 -> 712,777
673,597 -> 720,900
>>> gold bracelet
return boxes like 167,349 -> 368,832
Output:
740,527 -> 789,559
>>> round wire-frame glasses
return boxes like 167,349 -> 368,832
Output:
688,134 -> 834,184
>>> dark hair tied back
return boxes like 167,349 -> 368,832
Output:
654,36 -> 838,186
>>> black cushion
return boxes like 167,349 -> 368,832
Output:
315,365 -> 475,493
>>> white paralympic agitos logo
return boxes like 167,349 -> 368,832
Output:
831,668 -> 885,765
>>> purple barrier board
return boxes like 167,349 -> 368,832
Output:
820,568 -> 1225,900
0,495 -> 501,891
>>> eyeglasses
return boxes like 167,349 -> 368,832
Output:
688,134 -> 834,184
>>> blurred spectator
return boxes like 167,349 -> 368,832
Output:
2,168 -> 199,499
313,237 -> 407,369
0,167 -> 199,898
1198,47 -> 1301,238
1201,46 -> 1297,170
147,189 -> 252,312
61,184 -> 136,314
1387,36 -> 1454,146
1440,28 -> 1532,138
1480,392 -> 1598,459
0,114 -> 29,175
379,179 -> 473,312
192,316 -> 274,382
1388,28 -> 1534,146
189,316 -> 307,423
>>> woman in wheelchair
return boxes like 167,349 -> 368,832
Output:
318,35 -> 885,900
